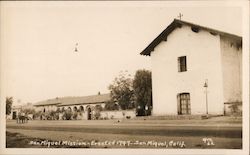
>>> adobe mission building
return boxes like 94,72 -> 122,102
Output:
141,19 -> 242,116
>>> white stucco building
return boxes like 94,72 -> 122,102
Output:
141,19 -> 242,116
33,93 -> 136,120
34,93 -> 110,120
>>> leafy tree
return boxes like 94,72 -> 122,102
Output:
108,71 -> 135,110
22,108 -> 35,115
6,97 -> 13,115
104,101 -> 119,111
133,69 -> 152,116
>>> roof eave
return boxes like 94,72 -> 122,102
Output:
140,19 -> 182,56
58,101 -> 109,107
34,103 -> 61,106
140,19 -> 242,56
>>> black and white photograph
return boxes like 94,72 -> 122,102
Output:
0,1 -> 249,154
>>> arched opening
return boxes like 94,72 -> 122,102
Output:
43,108 -> 46,113
177,93 -> 191,115
73,106 -> 77,112
87,107 -> 92,120
67,107 -> 72,112
80,106 -> 84,112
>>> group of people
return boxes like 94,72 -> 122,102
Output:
16,112 -> 28,124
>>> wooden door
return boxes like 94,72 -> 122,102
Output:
178,93 -> 191,115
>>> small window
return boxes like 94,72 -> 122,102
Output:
178,56 -> 187,72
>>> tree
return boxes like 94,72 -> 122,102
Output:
108,71 -> 135,110
6,97 -> 13,115
104,101 -> 119,111
133,70 -> 152,116
22,108 -> 35,115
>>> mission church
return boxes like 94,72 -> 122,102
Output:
9,19 -> 242,120
141,19 -> 242,116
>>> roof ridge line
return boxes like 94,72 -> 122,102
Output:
141,19 -> 242,56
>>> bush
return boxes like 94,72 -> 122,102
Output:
33,111 -> 42,120
55,113 -> 59,120
229,103 -> 242,116
63,111 -> 73,120
126,116 -> 131,119
72,112 -> 78,120
49,111 -> 57,120
94,111 -> 101,120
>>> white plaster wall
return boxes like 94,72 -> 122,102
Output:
34,106 -> 43,112
35,105 -> 58,112
100,110 -> 136,119
220,36 -> 242,103
151,25 -> 224,115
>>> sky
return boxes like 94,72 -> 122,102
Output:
0,1 -> 243,105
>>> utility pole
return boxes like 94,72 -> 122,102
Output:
204,79 -> 208,116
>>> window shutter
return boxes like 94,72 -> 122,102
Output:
178,56 -> 187,72
178,57 -> 181,72
183,56 -> 187,71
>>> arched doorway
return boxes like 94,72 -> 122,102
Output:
87,107 -> 91,120
67,107 -> 72,112
80,106 -> 84,112
73,106 -> 77,112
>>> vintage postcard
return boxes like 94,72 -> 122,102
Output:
0,1 -> 249,155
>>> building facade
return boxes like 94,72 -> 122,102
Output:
8,103 -> 34,120
8,105 -> 21,120
34,93 -> 135,120
34,94 -> 109,120
141,19 -> 242,116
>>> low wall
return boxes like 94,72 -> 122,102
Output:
100,110 -> 136,119
36,110 -> 136,120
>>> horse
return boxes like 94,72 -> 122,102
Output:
16,115 -> 28,124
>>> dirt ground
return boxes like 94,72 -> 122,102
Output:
6,116 -> 242,149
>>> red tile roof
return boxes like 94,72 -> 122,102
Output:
34,93 -> 111,106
